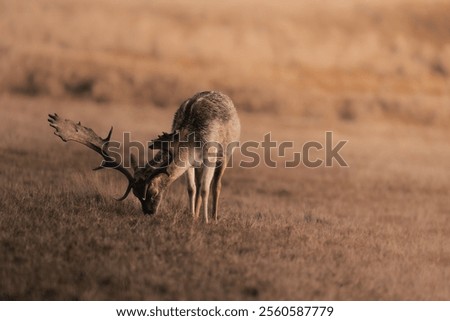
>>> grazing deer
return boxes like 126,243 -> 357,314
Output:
48,91 -> 240,222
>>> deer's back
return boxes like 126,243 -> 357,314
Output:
172,91 -> 240,150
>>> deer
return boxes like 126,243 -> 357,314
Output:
48,91 -> 240,223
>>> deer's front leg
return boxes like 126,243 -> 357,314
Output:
212,160 -> 227,221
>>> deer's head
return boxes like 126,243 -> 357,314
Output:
124,153 -> 171,215
48,113 -> 173,215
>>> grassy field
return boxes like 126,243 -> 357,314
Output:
0,0 -> 449,300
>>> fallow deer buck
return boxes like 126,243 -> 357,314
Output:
48,91 -> 240,223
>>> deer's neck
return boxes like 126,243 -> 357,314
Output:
166,159 -> 190,184
147,150 -> 192,190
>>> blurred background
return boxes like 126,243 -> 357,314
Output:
1,0 -> 449,124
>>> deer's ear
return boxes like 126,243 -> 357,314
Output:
149,130 -> 180,150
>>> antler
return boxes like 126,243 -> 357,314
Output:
48,113 -> 134,201
148,130 -> 179,150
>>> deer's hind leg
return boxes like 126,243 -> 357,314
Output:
212,159 -> 227,221
186,167 -> 196,217
194,165 -> 216,223
194,167 -> 203,220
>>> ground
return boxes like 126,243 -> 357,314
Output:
0,0 -> 449,300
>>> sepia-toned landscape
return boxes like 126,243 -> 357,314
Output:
0,0 -> 449,300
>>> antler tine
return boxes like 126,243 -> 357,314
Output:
104,126 -> 113,143
48,113 -> 135,200
114,181 -> 134,201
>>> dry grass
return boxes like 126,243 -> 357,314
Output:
0,0 -> 450,300
1,95 -> 449,300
